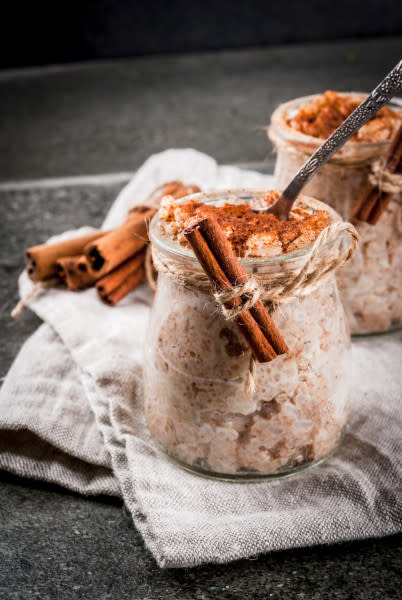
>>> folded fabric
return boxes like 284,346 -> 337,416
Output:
1,149 -> 401,567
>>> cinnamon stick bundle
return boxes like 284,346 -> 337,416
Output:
96,250 -> 146,306
22,181 -> 202,308
352,122 -> 402,224
85,207 -> 156,278
56,255 -> 99,291
103,267 -> 144,306
184,216 -> 288,363
26,230 -> 107,282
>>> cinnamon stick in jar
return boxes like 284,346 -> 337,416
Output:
56,255 -> 99,291
197,216 -> 288,356
352,122 -> 402,224
25,230 -> 107,282
96,249 -> 146,306
184,218 -> 283,363
368,145 -> 402,225
85,207 -> 156,278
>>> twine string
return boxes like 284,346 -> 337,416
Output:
368,160 -> 402,196
214,278 -> 261,319
11,279 -> 58,319
246,354 -> 257,394
152,221 -> 359,310
144,243 -> 157,293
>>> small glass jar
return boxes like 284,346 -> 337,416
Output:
143,190 -> 352,481
269,93 -> 402,335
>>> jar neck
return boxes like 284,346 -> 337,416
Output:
151,221 -> 351,305
150,189 -> 356,304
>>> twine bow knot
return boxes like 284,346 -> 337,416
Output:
214,278 -> 261,319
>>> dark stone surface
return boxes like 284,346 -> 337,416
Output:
1,469 -> 401,600
1,41 -> 402,598
1,36 -> 401,180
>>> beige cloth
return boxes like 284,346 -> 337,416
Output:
1,149 -> 401,568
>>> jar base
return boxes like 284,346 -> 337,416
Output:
159,435 -> 343,483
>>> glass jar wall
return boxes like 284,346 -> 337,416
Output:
269,93 -> 402,335
143,191 -> 351,480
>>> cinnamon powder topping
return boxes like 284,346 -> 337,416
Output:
287,91 -> 401,142
159,192 -> 330,257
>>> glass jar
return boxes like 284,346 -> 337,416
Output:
143,190 -> 352,481
269,93 -> 402,335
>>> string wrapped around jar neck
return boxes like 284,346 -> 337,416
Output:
151,220 -> 359,307
267,123 -> 386,169
368,160 -> 402,196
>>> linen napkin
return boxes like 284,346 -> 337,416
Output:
1,149 -> 401,568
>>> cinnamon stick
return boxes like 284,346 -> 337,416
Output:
171,183 -> 201,199
102,266 -> 145,306
197,216 -> 288,356
352,122 -> 402,224
184,222 -> 278,363
96,249 -> 146,297
368,150 -> 402,225
25,230 -> 107,282
140,181 -> 201,209
143,181 -> 183,207
85,208 -> 156,278
56,255 -> 99,291
96,251 -> 146,306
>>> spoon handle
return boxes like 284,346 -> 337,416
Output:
280,58 -> 402,210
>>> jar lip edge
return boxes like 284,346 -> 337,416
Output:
150,189 -> 341,265
269,91 -> 400,149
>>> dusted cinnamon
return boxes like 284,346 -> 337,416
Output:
184,222 -> 277,362
85,207 -> 156,277
287,91 -> 401,142
160,192 -> 330,257
56,255 -> 99,291
26,230 -> 107,281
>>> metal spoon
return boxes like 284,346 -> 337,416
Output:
256,58 -> 402,220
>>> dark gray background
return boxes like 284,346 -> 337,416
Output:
1,0 -> 402,68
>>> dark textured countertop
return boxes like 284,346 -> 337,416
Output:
1,36 -> 402,599
1,36 -> 402,181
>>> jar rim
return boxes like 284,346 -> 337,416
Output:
269,92 -> 400,151
150,188 -> 341,266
